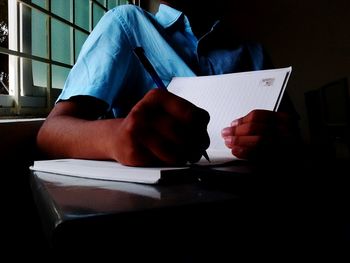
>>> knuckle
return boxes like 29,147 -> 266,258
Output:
181,106 -> 194,121
249,109 -> 260,121
144,88 -> 163,101
185,106 -> 210,125
246,123 -> 255,134
145,88 -> 158,97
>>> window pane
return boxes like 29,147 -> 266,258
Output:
32,9 -> 48,58
32,60 -> 48,88
0,0 -> 8,95
0,0 -> 8,49
75,30 -> 88,61
32,0 -> 47,9
116,0 -> 129,7
52,65 -> 70,89
51,19 -> 72,64
108,0 -> 118,9
0,54 -> 9,95
52,0 -> 72,22
96,0 -> 106,6
75,0 -> 89,31
93,4 -> 105,28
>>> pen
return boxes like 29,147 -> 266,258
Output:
133,47 -> 167,90
133,47 -> 211,163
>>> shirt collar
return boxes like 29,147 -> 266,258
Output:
155,4 -> 185,29
155,4 -> 221,37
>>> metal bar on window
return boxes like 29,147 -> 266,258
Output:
72,0 -> 76,63
0,47 -> 72,70
6,0 -> 122,115
47,0 -> 52,110
91,0 -> 108,11
14,1 -> 21,114
89,0 -> 94,31
17,0 -> 90,35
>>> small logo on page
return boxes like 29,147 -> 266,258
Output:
260,78 -> 275,87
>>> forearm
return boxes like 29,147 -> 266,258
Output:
37,90 -> 210,166
37,115 -> 122,161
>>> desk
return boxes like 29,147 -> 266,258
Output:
31,170 -> 246,259
30,161 -> 350,260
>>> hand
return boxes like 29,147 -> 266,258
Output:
111,89 -> 210,166
221,109 -> 300,160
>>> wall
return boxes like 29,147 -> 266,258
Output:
148,0 -> 350,142
224,0 -> 350,141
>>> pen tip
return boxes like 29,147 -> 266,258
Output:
203,151 -> 211,163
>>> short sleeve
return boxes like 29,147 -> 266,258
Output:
58,7 -> 133,110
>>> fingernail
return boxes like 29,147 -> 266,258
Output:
224,137 -> 232,147
221,127 -> 231,137
231,120 -> 239,127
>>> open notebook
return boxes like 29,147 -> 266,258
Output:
31,66 -> 292,184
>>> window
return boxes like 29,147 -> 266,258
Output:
0,0 -> 133,117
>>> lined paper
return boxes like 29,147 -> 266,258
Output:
168,67 -> 292,159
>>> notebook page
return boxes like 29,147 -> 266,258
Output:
168,67 -> 291,158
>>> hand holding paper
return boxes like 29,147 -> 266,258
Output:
221,109 -> 297,159
167,66 -> 292,163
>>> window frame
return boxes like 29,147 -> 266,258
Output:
0,0 -> 133,117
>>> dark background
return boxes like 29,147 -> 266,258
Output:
144,0 -> 350,145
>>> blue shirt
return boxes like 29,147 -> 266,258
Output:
58,4 -> 270,117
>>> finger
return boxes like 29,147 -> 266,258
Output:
127,113 -> 201,165
142,134 -> 187,165
221,126 -> 234,137
223,135 -> 262,160
229,122 -> 271,136
115,138 -> 162,167
231,110 -> 291,126
231,146 -> 249,159
135,99 -> 209,163
114,112 -> 160,166
148,111 -> 209,148
119,116 -> 182,165
141,121 -> 209,165
224,135 -> 262,149
149,113 -> 186,144
143,89 -> 210,127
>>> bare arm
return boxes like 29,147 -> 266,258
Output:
37,89 -> 210,166
37,95 -> 117,161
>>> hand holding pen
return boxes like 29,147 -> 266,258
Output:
133,47 -> 211,164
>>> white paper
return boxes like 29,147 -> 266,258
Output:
168,67 -> 292,159
30,159 -> 185,184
